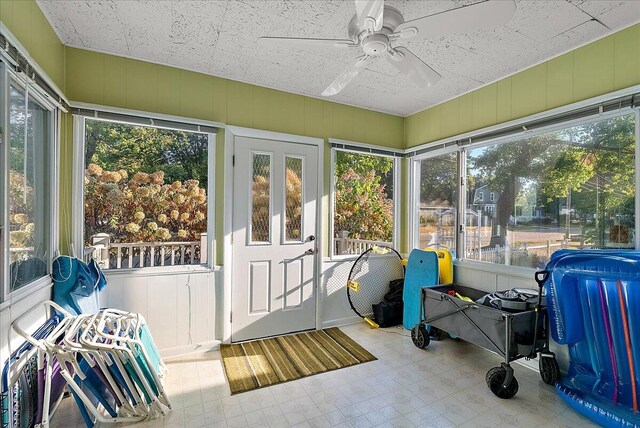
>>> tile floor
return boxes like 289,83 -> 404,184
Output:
50,323 -> 597,427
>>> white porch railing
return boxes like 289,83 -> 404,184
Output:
465,240 -> 571,266
335,236 -> 391,255
90,233 -> 207,269
9,246 -> 34,262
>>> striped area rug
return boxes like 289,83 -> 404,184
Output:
220,328 -> 376,394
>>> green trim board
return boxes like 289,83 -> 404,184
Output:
405,23 -> 640,148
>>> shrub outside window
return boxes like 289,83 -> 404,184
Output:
332,150 -> 396,256
83,119 -> 212,269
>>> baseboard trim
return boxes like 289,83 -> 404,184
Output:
321,315 -> 363,329
160,340 -> 221,359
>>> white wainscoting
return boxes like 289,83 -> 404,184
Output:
320,259 -> 364,329
100,268 -> 222,358
96,262 -> 361,357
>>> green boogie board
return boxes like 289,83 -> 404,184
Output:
403,249 -> 439,329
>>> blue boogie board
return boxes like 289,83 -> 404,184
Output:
403,249 -> 439,329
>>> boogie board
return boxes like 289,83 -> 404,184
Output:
426,248 -> 453,284
403,249 -> 439,329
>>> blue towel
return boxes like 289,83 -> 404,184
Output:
52,256 -> 107,315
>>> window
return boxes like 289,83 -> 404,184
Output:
465,113 -> 636,269
412,109 -> 638,270
2,67 -> 57,298
81,118 -> 214,269
415,153 -> 457,251
332,149 -> 398,256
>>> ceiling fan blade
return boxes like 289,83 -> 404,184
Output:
322,56 -> 371,97
355,0 -> 385,32
387,47 -> 442,88
258,37 -> 357,49
394,0 -> 516,41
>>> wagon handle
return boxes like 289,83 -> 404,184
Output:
535,270 -> 550,287
530,270 -> 550,359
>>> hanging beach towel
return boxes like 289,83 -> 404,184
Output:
53,256 -> 107,315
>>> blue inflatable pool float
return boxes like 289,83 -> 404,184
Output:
545,250 -> 640,427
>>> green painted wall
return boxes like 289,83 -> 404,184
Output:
63,47 -> 405,262
64,47 -> 404,148
0,0 -> 65,91
405,23 -> 640,148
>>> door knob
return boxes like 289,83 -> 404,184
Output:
307,235 -> 316,242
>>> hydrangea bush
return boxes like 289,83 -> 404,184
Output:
8,171 -> 35,252
84,164 -> 207,244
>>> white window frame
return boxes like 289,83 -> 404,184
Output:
409,146 -> 460,254
408,105 -> 640,271
329,144 -> 401,260
71,107 -> 219,272
1,64 -> 59,304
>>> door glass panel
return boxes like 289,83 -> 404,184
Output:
285,156 -> 303,242
251,153 -> 271,243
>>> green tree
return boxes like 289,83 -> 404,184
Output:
85,120 -> 209,188
470,114 -> 635,248
470,134 -> 564,245
420,154 -> 457,206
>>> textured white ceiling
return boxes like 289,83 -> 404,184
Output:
37,0 -> 640,116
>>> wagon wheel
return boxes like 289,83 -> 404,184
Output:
411,324 -> 430,349
539,354 -> 561,385
486,366 -> 519,399
428,326 -> 444,341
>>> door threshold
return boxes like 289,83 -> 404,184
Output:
231,327 -> 317,344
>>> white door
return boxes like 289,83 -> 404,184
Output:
231,136 -> 319,342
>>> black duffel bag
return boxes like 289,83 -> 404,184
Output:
372,300 -> 403,327
372,278 -> 404,327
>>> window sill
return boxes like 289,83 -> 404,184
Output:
102,264 -> 222,278
454,259 -> 537,279
0,275 -> 53,311
325,255 -> 360,263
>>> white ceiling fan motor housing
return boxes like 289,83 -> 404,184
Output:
361,33 -> 389,56
348,6 -> 404,53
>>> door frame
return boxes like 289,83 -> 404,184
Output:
223,126 -> 324,343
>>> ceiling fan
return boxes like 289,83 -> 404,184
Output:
258,0 -> 516,96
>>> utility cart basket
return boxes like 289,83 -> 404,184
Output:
411,271 -> 560,399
